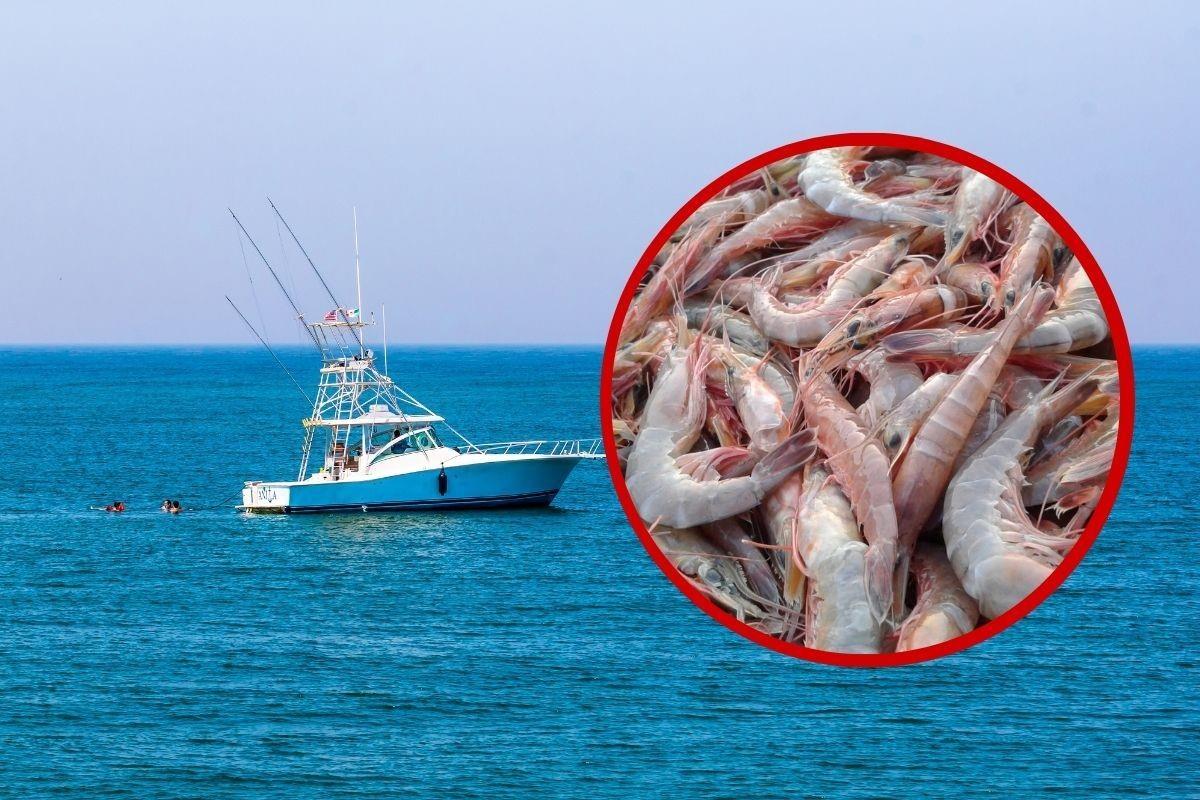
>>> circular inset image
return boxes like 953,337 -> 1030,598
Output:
603,134 -> 1133,666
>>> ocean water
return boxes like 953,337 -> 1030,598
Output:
0,345 -> 1195,798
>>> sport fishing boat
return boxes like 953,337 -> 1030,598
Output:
232,204 -> 602,514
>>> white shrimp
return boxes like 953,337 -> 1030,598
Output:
942,376 -> 1096,618
941,168 -> 1008,266
878,263 -> 1107,358
797,466 -> 883,654
895,544 -> 980,651
625,342 -> 816,529
847,347 -> 924,429
748,233 -> 909,347
880,372 -> 957,455
653,527 -> 767,621
800,148 -> 946,227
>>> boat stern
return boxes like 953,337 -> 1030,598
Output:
239,481 -> 292,513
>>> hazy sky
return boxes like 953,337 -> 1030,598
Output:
2,2 -> 1198,344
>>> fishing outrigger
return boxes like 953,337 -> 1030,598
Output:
230,202 -> 602,515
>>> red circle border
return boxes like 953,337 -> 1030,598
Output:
599,132 -> 1136,668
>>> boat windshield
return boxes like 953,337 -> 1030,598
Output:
378,426 -> 441,456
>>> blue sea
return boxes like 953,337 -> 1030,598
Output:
0,345 -> 1195,798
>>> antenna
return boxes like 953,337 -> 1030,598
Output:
228,209 -> 323,353
382,303 -> 389,378
226,296 -> 314,405
267,198 -> 366,355
353,206 -> 363,357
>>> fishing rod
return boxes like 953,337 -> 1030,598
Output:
225,295 -> 314,405
267,197 -> 367,355
228,209 -> 324,353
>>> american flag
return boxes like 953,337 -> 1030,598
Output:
324,309 -> 338,322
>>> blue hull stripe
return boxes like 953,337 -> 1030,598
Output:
268,489 -> 558,514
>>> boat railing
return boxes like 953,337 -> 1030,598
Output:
455,438 -> 605,458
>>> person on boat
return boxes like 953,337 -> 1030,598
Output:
104,501 -> 126,513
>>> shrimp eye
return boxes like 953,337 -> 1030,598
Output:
846,319 -> 861,335
980,282 -> 992,297
887,432 -> 902,448
949,229 -> 964,245
1004,289 -> 1016,308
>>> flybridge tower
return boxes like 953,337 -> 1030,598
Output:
299,312 -> 444,481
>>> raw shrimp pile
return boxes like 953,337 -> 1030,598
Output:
611,146 -> 1120,655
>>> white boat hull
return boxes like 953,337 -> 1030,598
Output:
240,451 -> 585,514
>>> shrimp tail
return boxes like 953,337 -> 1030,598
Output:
750,428 -> 817,487
880,328 -> 957,357
865,542 -> 897,624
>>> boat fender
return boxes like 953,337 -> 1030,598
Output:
437,465 -> 448,496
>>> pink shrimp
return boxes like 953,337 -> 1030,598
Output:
998,205 -> 1057,309
799,369 -> 899,622
621,212 -> 734,345
683,197 -> 840,296
943,375 -> 1097,618
799,147 -> 947,227
942,168 -> 1009,266
748,233 -> 909,347
625,340 -> 817,529
887,285 -> 1056,614
895,544 -> 980,651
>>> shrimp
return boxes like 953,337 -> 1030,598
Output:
621,211 -> 733,344
942,375 -> 1097,618
674,185 -> 781,241
761,474 -> 806,605
880,372 -> 957,455
612,319 -> 674,403
998,205 -> 1058,309
748,233 -> 909,347
721,352 -> 788,455
653,527 -> 767,621
797,466 -> 883,653
613,147 -> 1123,652
942,168 -> 1008,266
994,366 -> 1045,410
1012,259 -> 1107,353
675,446 -> 755,482
799,147 -> 947,227
625,341 -> 817,529
887,285 -> 1056,613
768,221 -> 896,291
875,259 -> 934,295
835,285 -> 968,353
876,264 -> 1107,357
800,370 -> 899,621
1022,413 -> 1118,508
702,517 -> 781,607
846,347 -> 924,429
683,197 -> 840,296
943,262 -> 1001,308
683,300 -> 770,355
953,392 -> 1007,472
895,544 -> 980,651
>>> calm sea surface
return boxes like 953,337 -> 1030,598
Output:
0,345 -> 1195,798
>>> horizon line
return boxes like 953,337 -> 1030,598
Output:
0,341 -> 1196,348
0,341 -> 608,348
